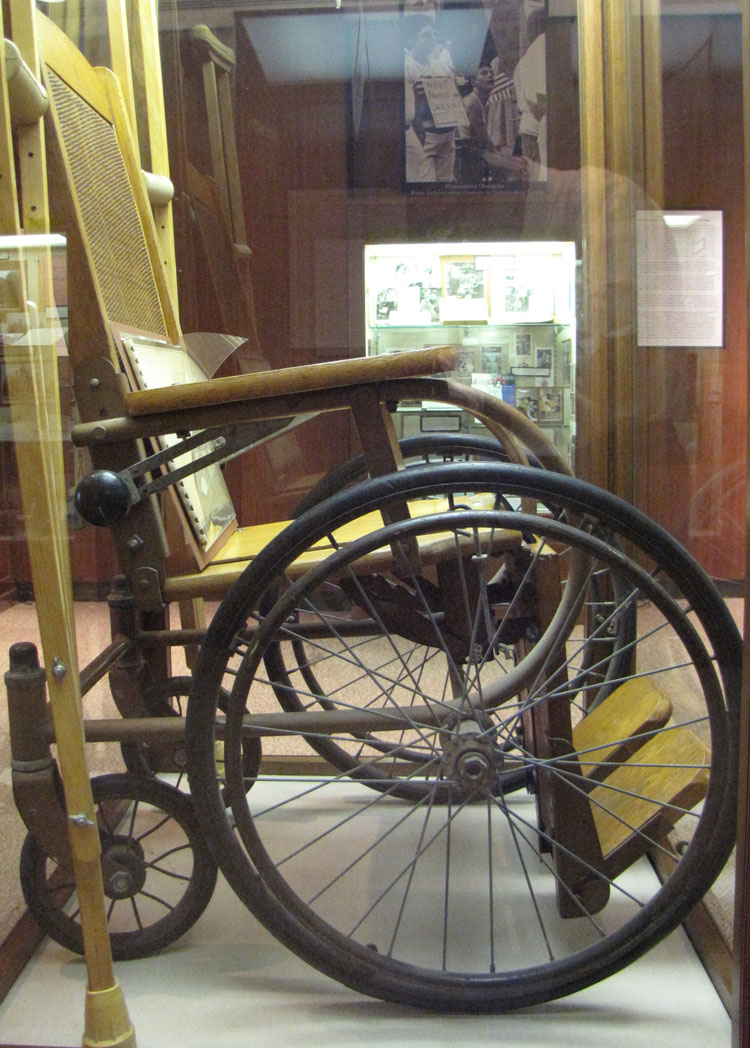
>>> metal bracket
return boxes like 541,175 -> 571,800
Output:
69,421 -> 271,527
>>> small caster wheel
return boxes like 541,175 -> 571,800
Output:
20,773 -> 218,960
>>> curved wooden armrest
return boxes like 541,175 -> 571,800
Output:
125,345 -> 458,418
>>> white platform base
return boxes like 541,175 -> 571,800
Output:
0,777 -> 731,1048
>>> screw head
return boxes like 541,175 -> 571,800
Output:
69,811 -> 94,827
109,870 -> 133,894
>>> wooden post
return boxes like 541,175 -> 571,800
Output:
731,3 -> 750,1044
105,0 -> 138,151
576,0 -> 609,490
602,0 -> 637,506
131,0 -> 179,312
577,0 -> 660,502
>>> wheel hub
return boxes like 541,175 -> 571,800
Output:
101,837 -> 147,899
443,729 -> 503,794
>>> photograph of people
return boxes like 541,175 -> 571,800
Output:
513,5 -> 547,172
457,60 -> 527,185
404,20 -> 462,183
402,1 -> 547,189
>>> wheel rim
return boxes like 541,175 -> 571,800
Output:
187,464 -> 739,1010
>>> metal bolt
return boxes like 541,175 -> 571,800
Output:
51,659 -> 67,679
69,812 -> 94,827
458,752 -> 489,780
89,377 -> 101,389
127,534 -> 144,552
110,870 -> 132,893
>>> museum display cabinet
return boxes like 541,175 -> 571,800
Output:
364,239 -> 576,461
1,2 -> 750,1048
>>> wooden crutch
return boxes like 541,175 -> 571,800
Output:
2,5 -> 135,1046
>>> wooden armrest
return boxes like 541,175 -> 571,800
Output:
125,345 -> 458,418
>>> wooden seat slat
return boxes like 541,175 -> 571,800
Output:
164,496 -> 523,601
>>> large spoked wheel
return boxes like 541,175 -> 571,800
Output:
186,463 -> 739,1012
20,773 -> 218,960
288,433 -> 533,797
286,437 -> 634,784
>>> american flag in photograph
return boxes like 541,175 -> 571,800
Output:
490,71 -> 515,102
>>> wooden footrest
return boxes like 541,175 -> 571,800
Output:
549,679 -> 701,914
572,678 -> 673,785
590,727 -> 710,880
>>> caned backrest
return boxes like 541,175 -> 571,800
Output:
46,65 -> 169,338
39,12 -> 180,363
37,11 -> 236,564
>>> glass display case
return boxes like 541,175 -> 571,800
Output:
364,240 -> 577,464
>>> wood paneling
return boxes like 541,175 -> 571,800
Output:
169,10 -> 746,575
731,3 -> 750,1042
636,24 -> 746,580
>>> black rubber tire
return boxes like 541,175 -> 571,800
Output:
292,433 -> 522,517
20,773 -> 218,960
186,463 -> 739,1011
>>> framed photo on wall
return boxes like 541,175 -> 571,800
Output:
515,386 -> 539,422
538,386 -> 564,424
402,1 -> 548,191
346,1 -> 548,191
535,346 -> 553,372
439,255 -> 489,322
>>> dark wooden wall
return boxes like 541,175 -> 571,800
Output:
635,15 -> 746,581
222,13 -> 583,525
225,10 -> 745,577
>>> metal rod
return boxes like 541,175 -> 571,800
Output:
48,702 -> 450,745
79,635 -> 132,695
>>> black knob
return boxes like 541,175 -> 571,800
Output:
74,470 -> 132,527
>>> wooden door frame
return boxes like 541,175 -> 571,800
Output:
731,2 -> 750,1043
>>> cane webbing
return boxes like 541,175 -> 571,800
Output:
47,69 -> 167,336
